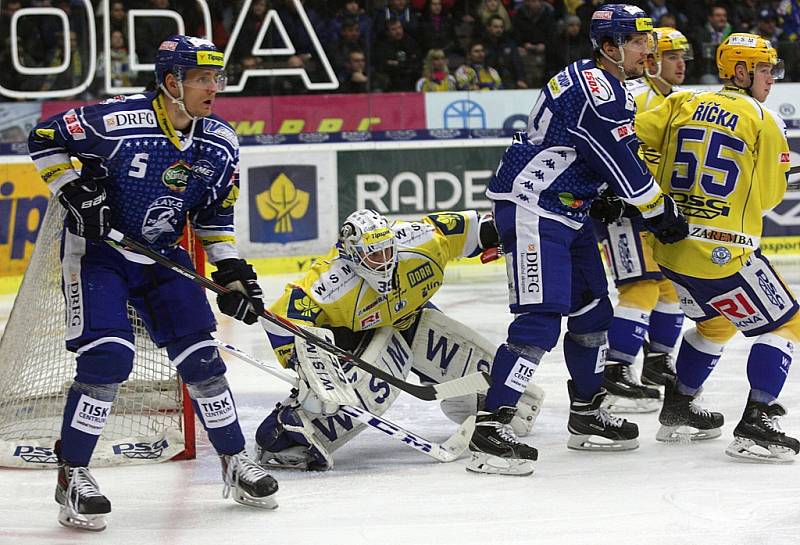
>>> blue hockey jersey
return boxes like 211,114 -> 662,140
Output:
28,92 -> 240,262
486,59 -> 663,229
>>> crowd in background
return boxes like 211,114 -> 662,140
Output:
1,0 -> 800,100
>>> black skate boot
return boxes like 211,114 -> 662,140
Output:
641,342 -> 677,386
656,379 -> 723,442
567,380 -> 639,451
466,406 -> 538,476
55,463 -> 111,532
221,451 -> 279,509
602,363 -> 661,413
725,397 -> 800,463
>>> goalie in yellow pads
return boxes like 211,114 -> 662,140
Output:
633,33 -> 800,462
251,210 -> 544,472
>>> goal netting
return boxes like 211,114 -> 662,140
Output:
0,200 -> 196,468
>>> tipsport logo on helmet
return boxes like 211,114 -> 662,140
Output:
197,51 -> 225,67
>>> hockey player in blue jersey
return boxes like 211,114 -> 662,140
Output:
467,4 -> 689,476
28,35 -> 278,530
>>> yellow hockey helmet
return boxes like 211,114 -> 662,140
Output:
716,33 -> 784,80
652,27 -> 693,61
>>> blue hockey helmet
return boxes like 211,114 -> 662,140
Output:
589,4 -> 653,51
154,35 -> 226,89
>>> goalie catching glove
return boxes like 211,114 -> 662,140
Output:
57,180 -> 111,240
211,259 -> 265,324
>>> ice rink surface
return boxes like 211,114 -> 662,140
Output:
2,268 -> 800,545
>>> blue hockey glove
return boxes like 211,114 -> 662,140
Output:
57,181 -> 111,240
644,194 -> 689,244
211,259 -> 265,325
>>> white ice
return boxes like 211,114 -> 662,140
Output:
2,267 -> 800,545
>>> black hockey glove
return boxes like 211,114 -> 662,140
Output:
644,194 -> 689,244
211,258 -> 265,325
478,212 -> 503,263
57,180 -> 111,240
589,189 -> 626,225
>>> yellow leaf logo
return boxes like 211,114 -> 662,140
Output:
257,173 -> 309,234
292,294 -> 320,318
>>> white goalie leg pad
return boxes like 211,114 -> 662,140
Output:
411,308 -> 544,433
294,326 -> 360,414
295,327 -> 414,456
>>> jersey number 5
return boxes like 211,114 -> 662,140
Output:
670,127 -> 745,197
128,153 -> 149,179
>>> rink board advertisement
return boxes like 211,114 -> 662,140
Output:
237,147 -> 339,257
336,144 -> 504,223
0,160 -> 50,276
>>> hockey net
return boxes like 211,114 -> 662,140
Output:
0,200 -> 197,468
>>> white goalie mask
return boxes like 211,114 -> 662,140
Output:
339,210 -> 398,294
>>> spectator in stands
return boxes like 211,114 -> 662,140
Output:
417,0 -> 456,53
328,0 -> 373,47
277,0 -> 327,61
40,31 -> 88,95
444,20 -> 474,70
483,15 -> 526,88
477,0 -> 513,32
781,0 -> 800,42
136,0 -> 180,64
373,18 -> 422,91
108,1 -> 127,37
374,0 -> 421,39
755,8 -> 783,43
729,0 -> 761,33
512,0 -> 556,87
232,0 -> 271,59
97,30 -> 133,90
416,48 -> 457,90
339,48 -> 389,93
657,12 -> 678,29
270,55 -> 311,95
454,41 -> 502,90
575,0 -> 604,39
0,35 -> 41,97
331,18 -> 368,77
553,14 -> 591,66
693,3 -> 732,83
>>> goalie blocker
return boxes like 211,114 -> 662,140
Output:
254,309 -> 545,470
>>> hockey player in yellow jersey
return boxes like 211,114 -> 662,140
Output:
634,33 -> 800,462
591,28 -> 693,413
252,209 -> 543,470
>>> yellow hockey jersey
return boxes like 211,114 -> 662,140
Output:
629,77 -> 679,172
266,211 -> 483,365
635,86 -> 790,278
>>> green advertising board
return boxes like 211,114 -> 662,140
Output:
337,145 -> 506,222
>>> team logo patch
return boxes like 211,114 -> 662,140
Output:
192,159 -> 216,182
204,119 -> 238,147
62,109 -> 86,140
592,10 -> 612,19
159,40 -> 178,51
558,192 -> 584,209
12,445 -> 58,464
287,288 -> 321,322
427,212 -> 465,235
582,70 -> 613,105
547,70 -> 573,99
141,196 -> 183,242
103,109 -> 156,131
162,160 -> 192,192
780,152 -> 791,163
711,246 -> 731,265
728,35 -> 757,47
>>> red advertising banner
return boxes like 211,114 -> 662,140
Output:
41,93 -> 426,135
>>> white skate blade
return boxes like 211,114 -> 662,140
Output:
656,425 -> 721,442
58,507 -> 108,532
602,394 -> 659,414
567,434 -> 639,451
465,452 -> 534,476
725,437 -> 797,464
231,489 -> 279,510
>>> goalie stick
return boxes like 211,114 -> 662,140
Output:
214,340 -> 474,463
106,229 -> 490,402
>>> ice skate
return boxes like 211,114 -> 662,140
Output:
656,380 -> 723,442
221,451 -> 279,509
567,380 -> 639,451
641,342 -> 676,386
467,406 -> 538,476
725,399 -> 799,463
55,463 -> 111,532
602,363 -> 661,413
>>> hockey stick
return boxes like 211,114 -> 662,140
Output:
106,229 -> 490,402
214,340 -> 474,462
